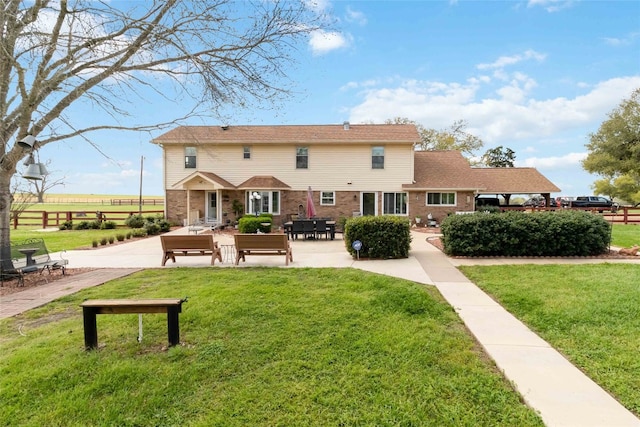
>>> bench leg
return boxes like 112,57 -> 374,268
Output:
82,307 -> 99,350
167,307 -> 180,346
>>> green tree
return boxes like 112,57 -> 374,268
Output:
386,117 -> 484,160
592,175 -> 640,206
583,88 -> 640,204
481,146 -> 516,167
0,0 -> 325,268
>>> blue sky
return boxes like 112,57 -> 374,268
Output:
33,0 -> 640,198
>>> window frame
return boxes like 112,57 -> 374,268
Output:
372,146 -> 384,169
243,146 -> 251,159
184,146 -> 197,169
427,192 -> 457,206
383,192 -> 407,215
296,146 -> 309,169
320,191 -> 335,206
245,190 -> 281,215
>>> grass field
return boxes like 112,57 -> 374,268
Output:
0,269 -> 544,426
460,263 -> 640,417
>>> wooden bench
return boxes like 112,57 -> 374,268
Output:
0,238 -> 68,286
80,299 -> 184,350
234,233 -> 293,266
160,234 -> 222,266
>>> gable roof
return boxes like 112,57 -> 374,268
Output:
473,168 -> 561,194
152,124 -> 420,145
405,150 -> 561,194
237,175 -> 291,189
172,171 -> 236,189
404,150 -> 482,190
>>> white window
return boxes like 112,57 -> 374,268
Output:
185,146 -> 196,168
243,146 -> 251,159
383,192 -> 407,215
372,146 -> 384,169
427,192 -> 456,206
246,191 -> 280,215
320,191 -> 335,206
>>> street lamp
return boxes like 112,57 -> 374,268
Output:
252,192 -> 262,216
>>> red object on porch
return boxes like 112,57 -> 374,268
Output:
306,186 -> 316,218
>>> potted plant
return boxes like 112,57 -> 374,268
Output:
232,199 -> 244,220
415,216 -> 421,224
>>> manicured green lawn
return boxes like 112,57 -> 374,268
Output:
0,269 -> 543,426
459,263 -> 640,417
611,223 -> 640,248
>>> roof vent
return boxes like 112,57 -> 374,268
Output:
221,124 -> 229,130
343,121 -> 350,130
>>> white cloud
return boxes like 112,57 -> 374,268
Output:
602,31 -> 640,46
477,49 -> 546,70
309,30 -> 351,55
345,7 -> 367,25
527,0 -> 575,13
517,152 -> 587,169
348,74 -> 640,144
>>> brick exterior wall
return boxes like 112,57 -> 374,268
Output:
165,189 -> 477,227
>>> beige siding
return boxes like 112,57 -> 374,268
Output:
164,143 -> 414,191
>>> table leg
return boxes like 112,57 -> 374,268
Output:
167,307 -> 180,346
82,307 -> 98,350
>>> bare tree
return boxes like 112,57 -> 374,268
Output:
0,0 -> 326,266
386,117 -> 484,160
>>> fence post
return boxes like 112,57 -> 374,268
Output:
42,211 -> 48,229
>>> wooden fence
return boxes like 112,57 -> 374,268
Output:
110,199 -> 164,206
500,206 -> 640,224
11,210 -> 164,229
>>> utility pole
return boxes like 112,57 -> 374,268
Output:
138,156 -> 144,214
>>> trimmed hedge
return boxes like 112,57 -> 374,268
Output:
238,215 -> 272,233
344,215 -> 411,259
440,210 -> 611,257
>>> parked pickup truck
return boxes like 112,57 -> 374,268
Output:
569,196 -> 618,212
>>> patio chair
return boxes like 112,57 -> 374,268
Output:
290,220 -> 304,240
314,219 -> 329,240
302,220 -> 315,240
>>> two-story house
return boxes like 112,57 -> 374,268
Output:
151,123 -> 560,227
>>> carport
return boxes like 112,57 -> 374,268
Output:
473,168 -> 561,207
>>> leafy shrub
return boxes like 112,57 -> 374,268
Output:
92,240 -> 98,248
116,234 -> 125,242
144,222 -> 160,235
89,220 -> 102,229
131,228 -> 147,238
125,214 -> 145,228
126,232 -> 132,239
156,219 -> 171,232
440,210 -> 610,257
238,215 -> 272,233
344,215 -> 411,259
100,237 -> 108,246
100,220 -> 117,230
108,236 -> 115,244
59,220 -> 73,231
73,221 -> 92,230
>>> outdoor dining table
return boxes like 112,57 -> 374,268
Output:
284,219 -> 336,240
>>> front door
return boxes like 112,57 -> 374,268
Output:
362,192 -> 377,216
206,192 -> 218,224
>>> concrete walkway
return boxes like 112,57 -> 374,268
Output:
1,228 -> 638,426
